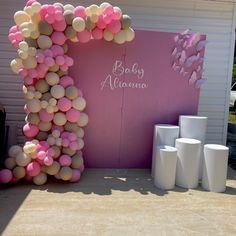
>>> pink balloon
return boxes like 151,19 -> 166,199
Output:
12,41 -> 20,49
15,32 -> 24,41
62,138 -> 70,147
39,109 -> 54,122
28,69 -> 38,79
36,53 -> 45,63
0,169 -> 13,184
70,169 -> 81,182
38,63 -> 49,73
74,6 -> 86,18
24,104 -> 30,114
51,32 -> 67,45
40,5 -> 48,19
52,125 -> 64,133
44,49 -> 53,57
55,10 -> 64,21
55,56 -> 65,66
96,16 -> 107,29
19,69 -> 28,77
70,141 -> 79,151
53,19 -> 67,32
68,132 -> 77,142
37,141 -> 50,152
26,0 -> 36,6
10,176 -> 19,183
57,97 -> 72,112
44,57 -> 55,67
79,164 -> 85,173
107,20 -> 121,34
112,9 -> 122,20
104,5 -> 113,15
8,33 -> 16,42
37,151 -> 46,160
26,161 -> 41,177
36,67 -> 46,78
23,123 -> 39,138
47,148 -> 55,157
77,30 -> 91,43
9,25 -> 18,34
60,64 -> 68,72
51,45 -> 64,57
64,56 -> 74,67
103,14 -> 112,25
66,108 -> 80,122
45,14 -> 55,24
59,76 -> 74,88
24,174 -> 33,181
59,155 -> 72,166
61,132 -> 69,139
92,28 -> 103,40
47,5 -> 56,15
44,156 -> 54,166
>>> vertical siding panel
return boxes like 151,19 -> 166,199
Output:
0,0 -> 234,144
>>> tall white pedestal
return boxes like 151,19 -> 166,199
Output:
175,138 -> 201,189
179,116 -> 207,179
154,146 -> 177,190
151,124 -> 179,176
202,144 -> 229,192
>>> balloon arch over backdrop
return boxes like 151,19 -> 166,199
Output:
0,1 -> 135,185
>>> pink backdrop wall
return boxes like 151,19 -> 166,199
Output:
68,30 -> 200,168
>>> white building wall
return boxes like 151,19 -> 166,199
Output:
0,0 -> 235,144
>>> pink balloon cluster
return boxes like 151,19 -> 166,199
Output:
1,1 -> 135,185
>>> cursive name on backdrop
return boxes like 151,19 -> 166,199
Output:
101,60 -> 148,91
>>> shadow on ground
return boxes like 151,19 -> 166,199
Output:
0,167 -> 235,234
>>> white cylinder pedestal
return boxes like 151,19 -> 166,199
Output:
202,144 -> 229,192
175,138 -> 201,189
154,146 -> 178,190
179,116 -> 207,179
151,124 -> 179,177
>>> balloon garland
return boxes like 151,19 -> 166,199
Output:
0,1 -> 135,185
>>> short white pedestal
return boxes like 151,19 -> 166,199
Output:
151,124 -> 179,177
202,144 -> 229,192
179,116 -> 207,179
175,138 -> 201,189
154,146 -> 177,190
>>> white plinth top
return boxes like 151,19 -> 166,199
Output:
204,144 -> 229,151
180,115 -> 208,120
176,138 -> 201,145
158,146 -> 177,152
155,124 -> 179,129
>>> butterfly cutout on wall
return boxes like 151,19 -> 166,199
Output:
180,67 -> 188,76
189,71 -> 198,85
179,51 -> 187,64
195,78 -> 207,89
196,40 -> 208,52
187,32 -> 201,48
172,47 -> 178,56
172,62 -> 180,71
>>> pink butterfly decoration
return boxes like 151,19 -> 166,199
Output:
195,78 -> 207,89
189,71 -> 198,85
183,41 -> 187,48
189,32 -> 201,47
172,63 -> 180,71
179,51 -> 187,64
181,29 -> 191,36
172,48 -> 178,56
185,54 -> 198,67
174,35 -> 179,42
196,40 -> 208,52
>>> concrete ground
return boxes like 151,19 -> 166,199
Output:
0,168 -> 236,236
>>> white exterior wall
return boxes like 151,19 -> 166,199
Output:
0,0 -> 235,144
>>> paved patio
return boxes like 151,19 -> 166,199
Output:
0,168 -> 236,236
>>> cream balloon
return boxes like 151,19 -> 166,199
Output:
72,17 -> 86,32
33,172 -> 47,185
8,145 -> 23,158
77,112 -> 89,127
14,11 -> 30,25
